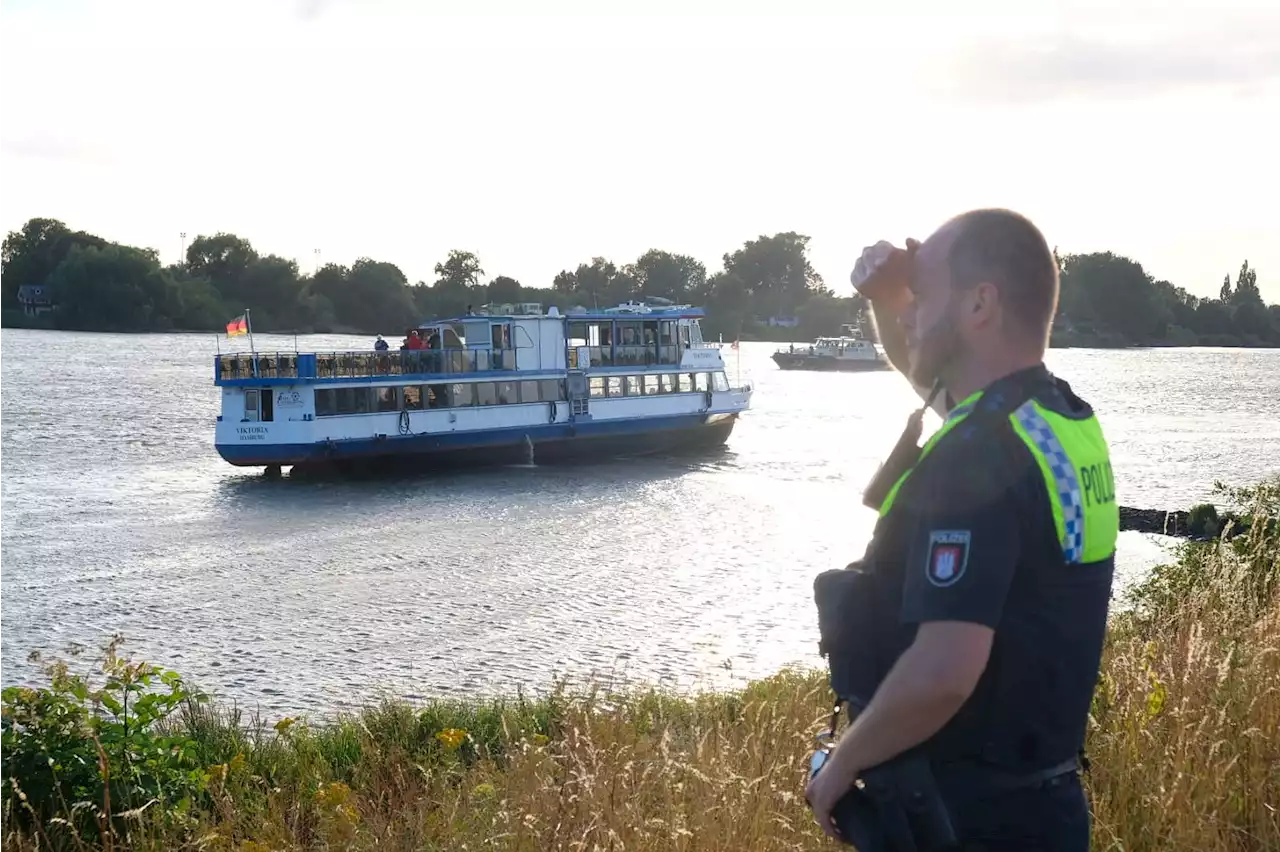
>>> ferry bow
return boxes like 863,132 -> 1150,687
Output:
213,301 -> 753,473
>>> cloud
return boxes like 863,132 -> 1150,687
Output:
0,136 -> 118,166
927,19 -> 1280,102
294,0 -> 333,21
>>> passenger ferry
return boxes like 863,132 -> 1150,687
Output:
213,301 -> 753,474
771,324 -> 889,372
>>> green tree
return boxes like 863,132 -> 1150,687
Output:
627,250 -> 707,304
48,244 -> 184,331
185,233 -> 258,303
487,275 -> 522,303
2,218 -> 108,309
721,232 -> 828,321
1059,252 -> 1170,343
434,250 -> 484,290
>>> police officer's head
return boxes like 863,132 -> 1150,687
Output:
901,208 -> 1059,388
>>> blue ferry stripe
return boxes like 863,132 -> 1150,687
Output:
215,411 -> 732,466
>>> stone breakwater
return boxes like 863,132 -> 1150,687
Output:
1120,506 -> 1198,538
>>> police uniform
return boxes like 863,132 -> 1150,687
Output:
814,363 -> 1119,851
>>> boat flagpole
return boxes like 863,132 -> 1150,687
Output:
246,308 -> 257,377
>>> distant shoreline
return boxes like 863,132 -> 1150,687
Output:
6,322 -> 1280,351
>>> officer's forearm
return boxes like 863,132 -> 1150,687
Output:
828,637 -> 974,775
871,300 -> 911,376
871,302 -> 948,417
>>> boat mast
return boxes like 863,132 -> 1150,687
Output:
245,308 -> 258,377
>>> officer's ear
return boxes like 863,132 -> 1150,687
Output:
967,280 -> 1001,330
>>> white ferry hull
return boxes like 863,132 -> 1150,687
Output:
215,409 -> 740,471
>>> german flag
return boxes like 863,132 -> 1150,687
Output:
226,314 -> 248,337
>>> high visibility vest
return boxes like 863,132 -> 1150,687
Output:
877,388 -> 1119,566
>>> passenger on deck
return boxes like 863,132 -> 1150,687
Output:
406,330 -> 425,350
374,335 -> 389,351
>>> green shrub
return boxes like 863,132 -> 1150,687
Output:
1,636 -> 210,845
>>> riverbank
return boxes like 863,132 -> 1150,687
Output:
3,480 -> 1277,851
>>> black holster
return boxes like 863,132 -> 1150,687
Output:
830,750 -> 958,852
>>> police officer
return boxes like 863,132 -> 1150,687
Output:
804,208 -> 1118,850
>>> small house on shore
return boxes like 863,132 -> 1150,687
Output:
17,285 -> 53,317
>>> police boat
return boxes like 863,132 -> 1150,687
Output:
771,324 -> 891,372
212,301 -> 754,474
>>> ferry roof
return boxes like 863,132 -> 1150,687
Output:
417,301 -> 706,325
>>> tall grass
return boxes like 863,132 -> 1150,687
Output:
5,480 -> 1277,851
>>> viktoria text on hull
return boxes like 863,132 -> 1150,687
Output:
213,301 -> 753,473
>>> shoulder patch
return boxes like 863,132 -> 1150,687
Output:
926,530 -> 971,587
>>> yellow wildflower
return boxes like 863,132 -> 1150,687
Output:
435,728 -> 467,750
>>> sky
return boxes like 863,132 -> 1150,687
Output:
2,0 -> 1278,302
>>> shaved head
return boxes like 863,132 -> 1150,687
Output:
899,208 -> 1058,388
942,208 -> 1059,347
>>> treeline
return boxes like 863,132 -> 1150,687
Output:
2,216 -> 1277,347
1053,251 -> 1279,348
0,218 -> 849,341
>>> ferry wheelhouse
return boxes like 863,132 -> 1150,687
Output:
213,301 -> 753,473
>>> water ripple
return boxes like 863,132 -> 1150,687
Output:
3,330 -> 1278,717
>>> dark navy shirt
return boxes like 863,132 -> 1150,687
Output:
883,366 -> 1116,772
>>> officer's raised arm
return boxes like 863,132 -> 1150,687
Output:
851,239 -> 951,419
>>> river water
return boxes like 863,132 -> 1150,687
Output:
3,330 -> 1278,717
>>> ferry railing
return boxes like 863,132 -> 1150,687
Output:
216,348 -> 519,382
313,348 -> 517,378
218,353 -> 300,381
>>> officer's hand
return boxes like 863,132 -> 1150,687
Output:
850,239 -> 918,315
805,753 -> 858,842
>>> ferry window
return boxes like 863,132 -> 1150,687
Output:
644,375 -> 659,395
520,381 -> 540,403
659,321 -> 675,344
660,374 -> 676,393
617,321 -> 642,346
624,375 -> 643,395
315,389 -> 336,416
607,376 -> 623,397
568,321 -> 591,346
475,382 -> 498,406
496,381 -> 517,404
333,387 -> 371,414
491,323 -> 510,349
375,387 -> 399,412
678,373 -> 693,392
679,324 -> 691,348
713,371 -> 730,392
642,321 -> 658,345
449,383 -> 474,407
540,379 -> 565,401
244,390 -> 260,422
695,373 -> 709,392
402,386 -> 424,410
589,377 -> 606,398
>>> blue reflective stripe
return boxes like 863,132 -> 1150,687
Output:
1014,401 -> 1085,563
947,401 -> 976,423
